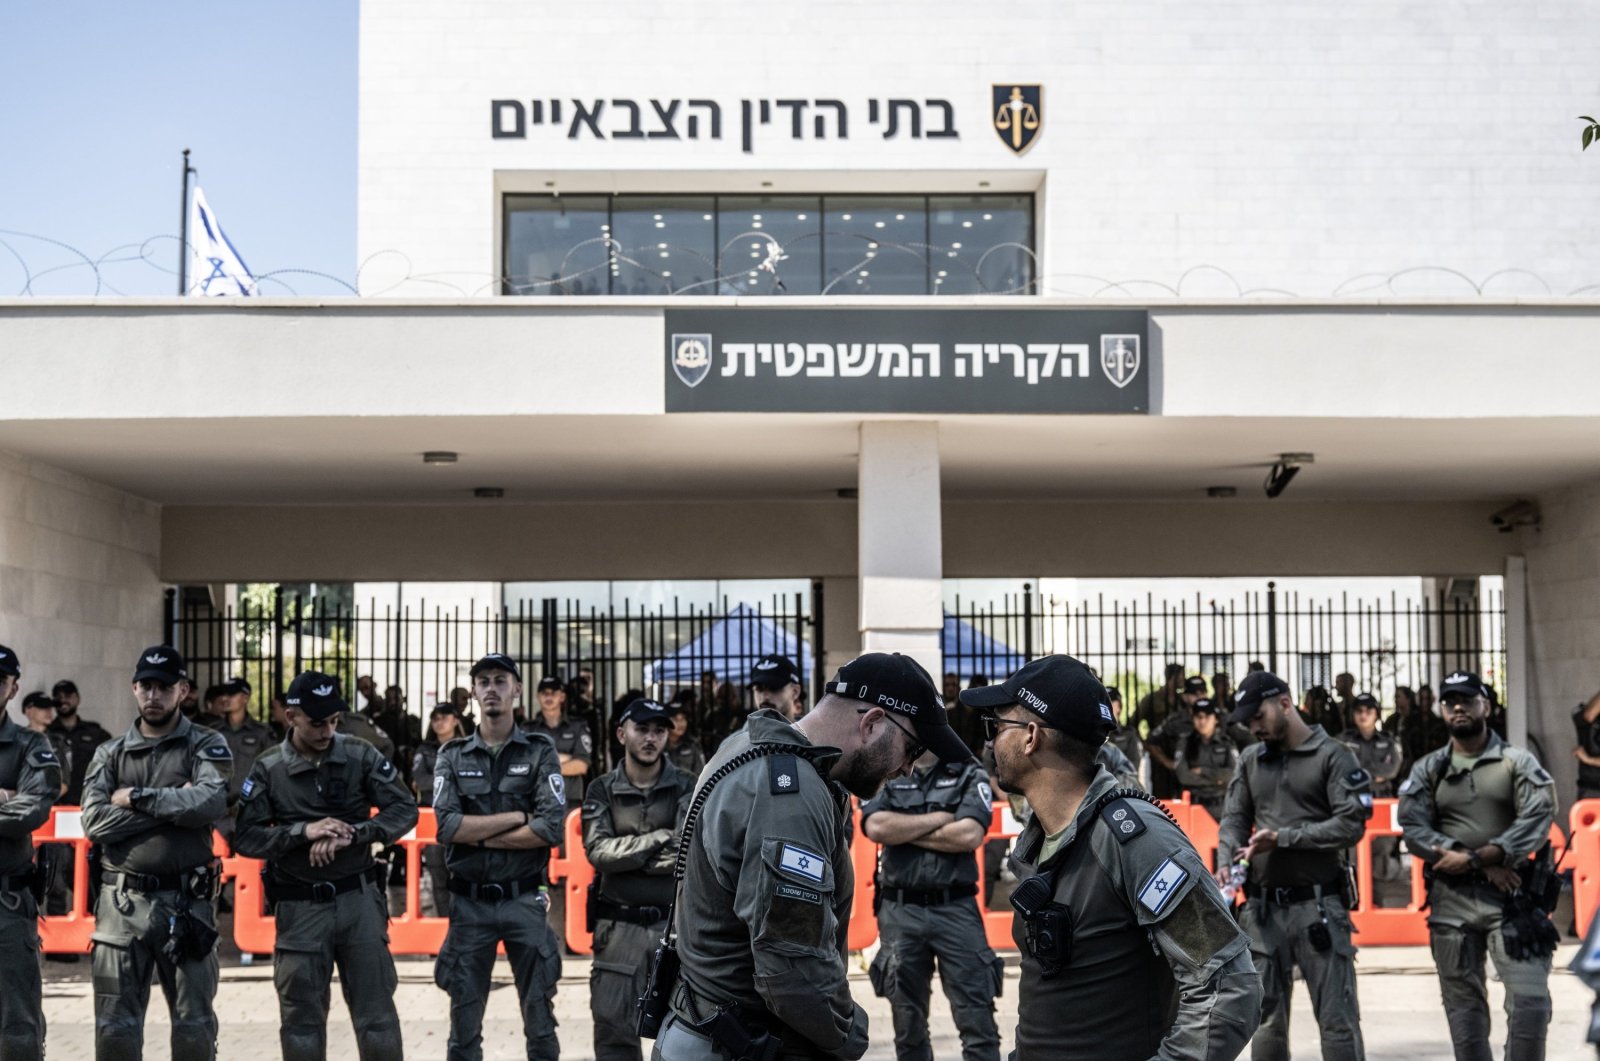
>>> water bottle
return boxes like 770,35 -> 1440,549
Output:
1220,858 -> 1249,904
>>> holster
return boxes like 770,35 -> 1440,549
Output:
261,866 -> 279,915
1340,860 -> 1360,911
28,847 -> 52,905
696,1008 -> 783,1061
86,844 -> 104,916
636,938 -> 679,1039
586,881 -> 598,934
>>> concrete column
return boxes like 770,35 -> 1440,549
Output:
1504,556 -> 1528,747
857,422 -> 943,680
819,575 -> 861,680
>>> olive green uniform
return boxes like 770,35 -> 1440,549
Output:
234,734 -> 417,1061
432,727 -> 566,1061
81,716 -> 232,1061
654,709 -> 869,1061
0,716 -> 61,1061
1009,766 -> 1260,1061
1397,734 -> 1556,1061
1096,742 -> 1141,791
1339,727 -> 1404,883
1217,726 -> 1372,1061
1106,724 -> 1143,784
582,759 -> 692,1061
862,761 -> 1003,1061
1176,733 -> 1238,820
211,716 -> 274,844
666,737 -> 706,780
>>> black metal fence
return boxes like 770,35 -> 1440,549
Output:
166,586 -> 819,734
947,581 -> 1506,711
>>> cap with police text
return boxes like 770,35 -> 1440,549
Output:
285,670 -> 347,721
1440,670 -> 1490,701
959,655 -> 1116,745
617,698 -> 671,727
1183,676 -> 1208,696
470,653 -> 522,682
133,645 -> 187,685
0,644 -> 18,678
536,674 -> 564,692
826,652 -> 971,763
749,654 -> 801,689
1228,671 -> 1290,724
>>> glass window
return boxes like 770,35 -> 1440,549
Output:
504,195 -> 609,295
715,196 -> 822,296
928,195 -> 1035,295
823,197 -> 927,296
610,197 -> 716,296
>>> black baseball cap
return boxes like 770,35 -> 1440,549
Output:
1352,693 -> 1381,713
1228,671 -> 1291,724
0,645 -> 18,678
21,692 -> 56,712
51,679 -> 75,696
1183,676 -> 1208,695
429,700 -> 460,718
470,653 -> 522,682
536,674 -> 564,692
1440,670 -> 1490,702
826,652 -> 970,763
221,676 -> 252,696
960,654 -> 1116,746
1191,697 -> 1219,716
749,654 -> 801,689
133,645 -> 187,685
617,698 -> 671,727
285,670 -> 347,721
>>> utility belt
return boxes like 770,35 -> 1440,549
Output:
1242,881 -> 1340,906
105,862 -> 220,901
670,981 -> 826,1061
586,885 -> 668,928
447,874 -> 546,903
877,882 -> 978,907
266,865 -> 382,905
0,857 -> 49,906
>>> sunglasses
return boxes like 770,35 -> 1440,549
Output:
981,714 -> 1032,741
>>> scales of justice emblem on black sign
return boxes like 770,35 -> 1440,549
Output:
992,85 -> 1042,155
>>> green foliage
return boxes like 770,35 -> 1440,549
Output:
1582,117 -> 1600,151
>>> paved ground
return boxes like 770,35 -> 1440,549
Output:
38,944 -> 1599,1059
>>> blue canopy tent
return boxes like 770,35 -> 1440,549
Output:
942,613 -> 1026,682
645,603 -> 814,687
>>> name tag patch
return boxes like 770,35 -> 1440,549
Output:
1137,857 -> 1189,916
934,777 -> 960,788
458,769 -> 485,778
778,843 -> 826,883
507,762 -> 531,776
775,882 -> 821,905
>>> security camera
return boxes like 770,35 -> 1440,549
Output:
1263,453 -> 1315,499
1490,500 -> 1540,533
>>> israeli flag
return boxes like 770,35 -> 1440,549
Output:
188,186 -> 257,296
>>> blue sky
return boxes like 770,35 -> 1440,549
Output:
0,3 -> 356,296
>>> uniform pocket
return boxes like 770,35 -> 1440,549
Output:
867,946 -> 894,997
757,838 -> 837,952
989,954 -> 1006,999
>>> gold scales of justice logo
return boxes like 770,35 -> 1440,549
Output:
992,85 -> 1042,156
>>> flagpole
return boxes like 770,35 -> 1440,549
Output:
177,149 -> 196,295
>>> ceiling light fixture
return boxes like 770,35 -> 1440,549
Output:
1263,453 -> 1314,498
473,487 -> 505,499
422,451 -> 458,465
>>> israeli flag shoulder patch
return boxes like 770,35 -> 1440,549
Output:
1137,857 -> 1189,917
778,843 -> 826,884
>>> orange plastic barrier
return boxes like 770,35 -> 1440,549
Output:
37,793 -> 1585,957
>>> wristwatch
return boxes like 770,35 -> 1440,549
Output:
1466,849 -> 1483,871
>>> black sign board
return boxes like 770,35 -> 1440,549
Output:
664,308 -> 1150,414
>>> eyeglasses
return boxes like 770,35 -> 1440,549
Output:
981,714 -> 1032,742
861,708 -> 924,764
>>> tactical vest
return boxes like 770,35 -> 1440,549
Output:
596,772 -> 685,907
99,736 -> 216,876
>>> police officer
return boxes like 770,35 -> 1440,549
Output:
1217,670 -> 1372,1061
81,645 -> 231,1061
526,673 -> 593,811
654,651 -> 970,1061
1144,675 -> 1206,799
0,646 -> 61,1060
234,670 -> 417,1061
48,677 -> 111,806
583,698 -> 692,1061
664,698 -> 706,779
751,654 -> 805,722
1103,686 -> 1144,786
1338,694 -> 1402,797
963,655 -> 1259,1061
862,747 -> 1002,1061
207,677 -> 273,846
432,653 -> 566,1061
1174,698 -> 1237,820
1397,670 -> 1557,1061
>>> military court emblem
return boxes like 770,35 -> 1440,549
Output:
1100,334 -> 1141,389
992,85 -> 1042,155
670,333 -> 713,388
